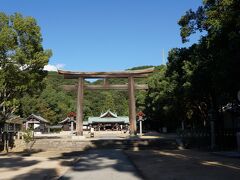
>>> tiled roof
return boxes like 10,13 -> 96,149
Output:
100,110 -> 118,118
6,115 -> 23,124
59,117 -> 89,125
88,116 -> 129,124
88,110 -> 129,124
59,117 -> 72,124
27,114 -> 49,123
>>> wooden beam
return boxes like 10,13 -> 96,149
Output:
76,77 -> 84,136
85,84 -> 148,90
59,67 -> 154,75
62,74 -> 149,79
128,76 -> 137,135
58,68 -> 154,79
62,84 -> 149,91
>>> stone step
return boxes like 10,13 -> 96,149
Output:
31,140 -> 90,151
30,138 -> 178,151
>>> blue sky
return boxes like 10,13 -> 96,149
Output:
0,0 -> 203,71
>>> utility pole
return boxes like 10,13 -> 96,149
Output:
162,49 -> 165,64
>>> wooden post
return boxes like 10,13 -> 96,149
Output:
26,122 -> 28,130
139,120 -> 142,136
210,120 -> 215,150
71,121 -> 74,134
76,77 -> 84,136
128,76 -> 136,135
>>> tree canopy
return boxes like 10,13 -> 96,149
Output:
0,12 -> 52,123
144,0 -> 240,131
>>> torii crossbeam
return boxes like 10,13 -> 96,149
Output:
58,67 -> 154,136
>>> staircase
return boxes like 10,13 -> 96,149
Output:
30,139 -> 91,151
30,138 -> 178,151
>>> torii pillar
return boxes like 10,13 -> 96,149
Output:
128,76 -> 137,134
76,77 -> 84,136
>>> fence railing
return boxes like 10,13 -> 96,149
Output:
178,129 -> 238,150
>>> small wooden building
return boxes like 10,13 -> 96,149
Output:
88,110 -> 129,131
4,115 -> 23,132
25,114 -> 49,134
59,112 -> 77,131
59,117 -> 76,131
0,115 -> 23,133
59,117 -> 88,131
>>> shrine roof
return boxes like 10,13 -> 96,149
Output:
59,117 -> 74,124
88,116 -> 129,124
6,115 -> 23,124
100,110 -> 118,118
26,114 -> 49,123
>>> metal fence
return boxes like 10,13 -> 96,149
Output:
178,129 -> 238,150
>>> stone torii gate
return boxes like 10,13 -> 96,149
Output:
58,68 -> 154,136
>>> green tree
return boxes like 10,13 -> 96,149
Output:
20,81 -> 75,124
0,12 -> 52,124
178,0 -> 240,103
147,0 -> 240,132
144,65 -> 176,130
100,92 -> 116,113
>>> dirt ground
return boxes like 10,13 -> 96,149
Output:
1,132 -> 240,180
0,151 -> 77,180
125,149 -> 240,180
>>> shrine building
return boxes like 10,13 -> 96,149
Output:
88,110 -> 129,131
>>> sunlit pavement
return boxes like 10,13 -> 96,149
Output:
60,149 -> 142,180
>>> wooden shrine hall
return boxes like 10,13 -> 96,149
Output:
58,68 -> 154,136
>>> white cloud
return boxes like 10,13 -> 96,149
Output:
56,64 -> 65,69
43,64 -> 65,71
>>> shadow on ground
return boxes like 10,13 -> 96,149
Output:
11,168 -> 59,180
125,149 -> 240,180
0,156 -> 39,169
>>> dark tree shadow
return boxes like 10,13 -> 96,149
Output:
0,156 -> 39,169
11,168 -> 59,180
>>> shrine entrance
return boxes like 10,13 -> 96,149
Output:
58,68 -> 154,136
